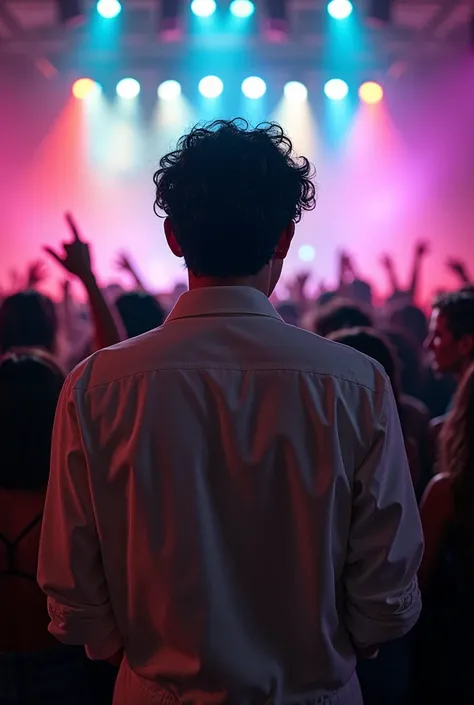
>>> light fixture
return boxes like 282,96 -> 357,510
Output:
324,78 -> 349,100
72,78 -> 101,99
191,0 -> 217,17
283,81 -> 308,103
358,81 -> 384,104
199,75 -> 224,98
158,80 -> 182,100
230,0 -> 255,18
241,76 -> 267,99
96,0 -> 121,18
116,78 -> 141,99
327,0 -> 353,20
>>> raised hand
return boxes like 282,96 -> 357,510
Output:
44,213 -> 93,282
415,241 -> 430,258
380,253 -> 394,270
115,252 -> 134,274
446,257 -> 470,283
26,260 -> 48,289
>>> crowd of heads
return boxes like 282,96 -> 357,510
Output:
0,119 -> 473,705
0,119 -> 473,497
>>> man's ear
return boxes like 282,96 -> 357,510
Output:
164,218 -> 183,258
274,221 -> 296,260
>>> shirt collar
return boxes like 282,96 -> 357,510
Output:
165,286 -> 282,323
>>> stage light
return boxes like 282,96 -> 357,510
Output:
158,80 -> 182,100
242,76 -> 266,99
199,75 -> 224,98
97,0 -> 121,17
324,78 -> 348,100
230,0 -> 255,17
264,0 -> 288,41
359,81 -> 383,104
284,81 -> 308,103
56,0 -> 84,25
116,78 -> 141,99
72,78 -> 100,99
191,0 -> 216,17
298,245 -> 315,262
327,0 -> 353,20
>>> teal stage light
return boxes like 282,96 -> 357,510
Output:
241,76 -> 266,99
96,0 -> 121,18
324,78 -> 349,100
191,0 -> 216,17
327,0 -> 353,20
230,0 -> 255,18
199,75 -> 224,98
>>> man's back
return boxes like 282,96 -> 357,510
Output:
39,286 -> 422,704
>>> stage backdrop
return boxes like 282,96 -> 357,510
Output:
1,57 -> 474,303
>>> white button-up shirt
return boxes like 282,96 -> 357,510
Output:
38,285 -> 423,702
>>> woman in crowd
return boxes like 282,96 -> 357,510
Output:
0,291 -> 57,356
0,350 -> 116,704
329,327 -> 431,705
329,327 -> 430,492
413,363 -> 474,703
115,291 -> 165,339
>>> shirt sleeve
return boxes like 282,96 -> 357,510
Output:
37,374 -> 123,660
343,381 -> 424,647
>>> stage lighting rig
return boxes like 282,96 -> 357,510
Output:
159,0 -> 185,41
56,0 -> 85,25
264,0 -> 289,41
367,0 -> 392,24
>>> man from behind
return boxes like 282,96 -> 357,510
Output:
38,119 -> 423,705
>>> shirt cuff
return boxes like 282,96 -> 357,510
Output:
346,578 -> 422,646
47,596 -> 123,660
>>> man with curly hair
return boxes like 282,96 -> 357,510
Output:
39,119 -> 423,705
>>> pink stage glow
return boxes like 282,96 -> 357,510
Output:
1,60 -> 474,303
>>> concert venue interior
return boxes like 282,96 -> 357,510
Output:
0,0 -> 473,300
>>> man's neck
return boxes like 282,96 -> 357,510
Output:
188,273 -> 270,296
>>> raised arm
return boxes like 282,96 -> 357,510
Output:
408,241 -> 430,302
446,257 -> 471,288
44,214 -> 124,350
344,381 -> 423,649
380,253 -> 401,297
38,374 -> 122,661
115,251 -> 148,292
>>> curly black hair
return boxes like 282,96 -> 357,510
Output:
153,118 -> 317,278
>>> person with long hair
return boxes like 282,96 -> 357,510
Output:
0,350 -> 115,704
413,363 -> 474,702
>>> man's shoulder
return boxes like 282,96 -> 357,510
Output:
276,323 -> 388,393
67,328 -> 165,392
67,321 -> 387,396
